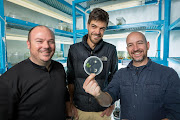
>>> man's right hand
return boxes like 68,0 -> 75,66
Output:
83,73 -> 101,97
71,103 -> 79,120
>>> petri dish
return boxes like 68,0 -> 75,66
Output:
83,56 -> 103,75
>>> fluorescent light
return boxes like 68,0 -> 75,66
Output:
6,34 -> 73,44
55,41 -> 73,44
90,0 -> 145,12
55,36 -> 73,44
103,33 -> 129,39
103,31 -> 145,39
6,34 -> 27,41
7,0 -> 72,23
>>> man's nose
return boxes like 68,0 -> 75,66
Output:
94,28 -> 101,34
133,44 -> 139,51
43,41 -> 50,48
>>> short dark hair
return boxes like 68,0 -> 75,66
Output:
28,25 -> 54,41
88,8 -> 109,26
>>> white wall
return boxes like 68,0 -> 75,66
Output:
168,60 -> 180,77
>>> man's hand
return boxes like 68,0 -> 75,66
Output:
83,73 -> 113,107
71,103 -> 79,120
66,101 -> 72,116
101,104 -> 115,117
83,73 -> 101,97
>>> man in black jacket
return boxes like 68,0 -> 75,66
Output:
67,8 -> 118,120
0,26 -> 70,120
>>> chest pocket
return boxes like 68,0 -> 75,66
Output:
144,82 -> 163,103
120,80 -> 133,104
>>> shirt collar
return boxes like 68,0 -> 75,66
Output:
127,57 -> 153,71
82,34 -> 104,52
27,58 -> 54,71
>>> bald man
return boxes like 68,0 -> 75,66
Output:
83,32 -> 180,120
0,26 -> 70,120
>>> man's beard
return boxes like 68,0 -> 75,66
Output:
88,33 -> 101,44
131,49 -> 147,62
132,54 -> 146,62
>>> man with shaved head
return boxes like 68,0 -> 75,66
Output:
83,32 -> 180,120
0,26 -> 70,120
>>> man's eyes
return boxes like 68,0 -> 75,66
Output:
137,42 -> 144,44
49,41 -> 55,44
36,40 -> 54,44
36,40 -> 43,43
101,28 -> 106,31
91,25 -> 96,28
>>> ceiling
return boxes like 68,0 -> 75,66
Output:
38,0 -> 112,16
38,0 -> 158,17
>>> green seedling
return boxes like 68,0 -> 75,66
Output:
86,63 -> 91,68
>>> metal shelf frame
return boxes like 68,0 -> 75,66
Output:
0,0 -> 178,73
6,16 -> 74,38
106,20 -> 164,33
169,17 -> 180,31
0,0 -> 6,74
168,17 -> 180,65
73,20 -> 164,36
168,57 -> 180,65
0,0 -> 81,74
72,0 -> 169,65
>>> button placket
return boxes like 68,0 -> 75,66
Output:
133,105 -> 136,108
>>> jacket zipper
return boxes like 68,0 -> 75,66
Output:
91,51 -> 93,55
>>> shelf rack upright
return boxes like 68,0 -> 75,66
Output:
0,0 -> 6,74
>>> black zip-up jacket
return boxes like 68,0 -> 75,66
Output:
67,34 -> 118,112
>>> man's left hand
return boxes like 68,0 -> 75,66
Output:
100,104 -> 115,117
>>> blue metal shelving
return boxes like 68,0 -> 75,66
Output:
1,0 -> 82,74
108,20 -> 164,30
5,16 -> 76,69
168,57 -> 180,65
74,20 -> 164,35
72,0 -> 165,65
105,20 -> 164,34
0,0 -> 6,74
168,57 -> 180,77
169,17 -> 180,31
6,16 -> 38,30
6,16 -> 75,38
0,0 -> 178,73
168,17 -> 180,65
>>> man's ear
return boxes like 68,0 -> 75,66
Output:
27,40 -> 30,49
87,23 -> 89,29
147,41 -> 150,50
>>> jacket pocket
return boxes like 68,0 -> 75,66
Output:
144,84 -> 162,103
